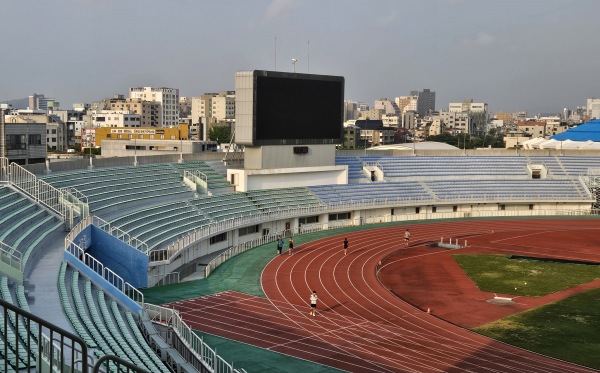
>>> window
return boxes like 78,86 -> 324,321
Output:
6,135 -> 26,150
432,206 -> 437,213
499,204 -> 505,211
299,216 -> 319,225
210,232 -> 227,244
329,212 -> 350,221
453,206 -> 458,212
239,225 -> 259,236
415,207 -> 420,214
28,134 -> 41,145
529,204 -> 534,210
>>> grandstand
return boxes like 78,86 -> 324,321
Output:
2,149 -> 600,372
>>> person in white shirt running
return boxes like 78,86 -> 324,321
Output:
309,290 -> 318,316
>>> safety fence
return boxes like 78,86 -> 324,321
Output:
65,238 -> 145,305
143,303 -> 243,373
0,297 -> 149,372
203,208 -> 599,278
0,157 -> 89,230
152,188 -> 593,266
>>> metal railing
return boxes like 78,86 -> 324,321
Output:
203,208 -> 599,278
151,189 -> 593,265
65,239 -> 145,305
93,355 -> 151,373
184,169 -> 209,194
0,297 -> 89,372
0,241 -> 22,273
144,303 -> 242,373
0,157 -> 89,230
68,215 -> 149,254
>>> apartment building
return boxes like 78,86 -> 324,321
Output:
107,95 -> 162,127
129,87 -> 179,127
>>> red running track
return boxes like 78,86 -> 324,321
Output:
168,219 -> 600,373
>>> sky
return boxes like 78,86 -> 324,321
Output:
1,0 -> 599,115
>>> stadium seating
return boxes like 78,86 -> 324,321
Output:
58,263 -> 169,372
0,276 -> 36,369
0,186 -> 63,268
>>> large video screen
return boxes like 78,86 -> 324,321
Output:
253,71 -> 344,146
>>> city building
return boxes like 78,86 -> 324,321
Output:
413,89 -> 436,117
91,111 -> 141,128
107,95 -> 162,127
28,93 -> 59,111
129,87 -> 179,127
587,98 -> 600,119
517,121 -> 546,138
342,123 -> 359,149
344,100 -> 358,121
439,111 -> 470,134
354,119 -> 395,147
448,99 -> 488,134
1,107 -> 47,164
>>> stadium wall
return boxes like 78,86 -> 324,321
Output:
148,200 -> 591,285
86,226 -> 149,288
245,145 -> 336,169
64,249 -> 142,313
229,165 -> 347,192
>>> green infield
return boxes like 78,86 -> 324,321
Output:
455,253 -> 600,369
474,287 -> 600,370
453,254 -> 600,296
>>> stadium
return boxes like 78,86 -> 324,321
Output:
1,71 -> 600,372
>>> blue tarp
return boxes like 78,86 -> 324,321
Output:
550,119 -> 600,141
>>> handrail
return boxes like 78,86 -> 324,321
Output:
0,297 -> 89,372
203,208 -> 600,278
0,241 -> 22,273
152,190 -> 594,265
65,238 -> 144,305
184,169 -> 209,194
93,355 -> 151,373
1,157 -> 89,230
67,215 -> 149,254
143,303 -> 242,373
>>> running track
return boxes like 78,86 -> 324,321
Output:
168,219 -> 600,372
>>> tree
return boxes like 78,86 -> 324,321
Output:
208,125 -> 231,143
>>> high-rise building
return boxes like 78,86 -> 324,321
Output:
395,95 -> 418,114
344,101 -> 358,121
29,93 -> 59,111
416,89 -> 435,117
129,87 -> 179,127
587,98 -> 600,119
448,99 -> 488,134
107,95 -> 161,127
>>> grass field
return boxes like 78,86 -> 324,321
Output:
474,287 -> 600,370
453,254 -> 600,296
455,254 -> 600,370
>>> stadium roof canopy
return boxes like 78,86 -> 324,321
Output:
550,119 -> 600,142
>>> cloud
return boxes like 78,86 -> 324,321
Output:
265,0 -> 294,20
378,11 -> 397,27
461,31 -> 496,47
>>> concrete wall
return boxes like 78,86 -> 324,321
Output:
244,144 -> 336,169
228,165 -> 347,192
86,226 -> 149,288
